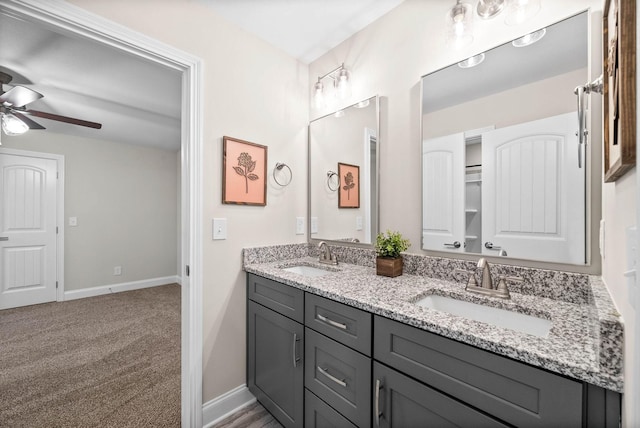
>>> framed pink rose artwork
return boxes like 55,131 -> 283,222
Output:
222,136 -> 267,206
338,162 -> 359,208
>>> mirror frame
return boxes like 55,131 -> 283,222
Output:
308,95 -> 380,247
418,9 -> 601,273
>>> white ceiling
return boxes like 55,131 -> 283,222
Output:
0,1 -> 404,151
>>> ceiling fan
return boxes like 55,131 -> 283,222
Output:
0,71 -> 102,136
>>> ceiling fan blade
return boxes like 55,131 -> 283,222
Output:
0,86 -> 44,108
23,109 -> 102,129
11,111 -> 46,130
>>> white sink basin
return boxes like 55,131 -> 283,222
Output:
282,265 -> 333,277
415,295 -> 551,338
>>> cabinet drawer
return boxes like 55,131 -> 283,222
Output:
373,362 -> 508,428
305,293 -> 371,355
247,273 -> 304,322
374,316 -> 583,427
305,328 -> 371,427
304,389 -> 357,428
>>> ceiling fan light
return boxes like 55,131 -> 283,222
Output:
334,67 -> 351,100
512,28 -> 546,47
1,113 -> 29,136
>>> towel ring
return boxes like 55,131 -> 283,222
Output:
273,162 -> 292,187
327,171 -> 339,191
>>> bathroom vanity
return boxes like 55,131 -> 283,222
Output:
244,244 -> 622,428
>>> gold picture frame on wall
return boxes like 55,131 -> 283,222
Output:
603,0 -> 636,182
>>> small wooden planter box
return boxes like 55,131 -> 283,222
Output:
376,257 -> 403,277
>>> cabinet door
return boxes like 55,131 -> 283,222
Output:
373,362 -> 508,428
248,301 -> 303,428
305,389 -> 357,428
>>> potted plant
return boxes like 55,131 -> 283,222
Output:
375,230 -> 411,277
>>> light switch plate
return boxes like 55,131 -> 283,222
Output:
599,219 -> 605,258
213,218 -> 227,240
311,217 -> 318,234
626,226 -> 637,309
296,217 -> 305,235
69,216 -> 78,227
356,216 -> 363,231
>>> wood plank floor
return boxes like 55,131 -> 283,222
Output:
211,401 -> 283,428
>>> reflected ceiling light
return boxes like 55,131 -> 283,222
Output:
477,0 -> 505,19
313,63 -> 352,109
355,99 -> 370,108
1,112 -> 28,136
458,53 -> 485,68
334,110 -> 345,118
512,28 -> 546,47
446,0 -> 474,48
504,0 -> 541,26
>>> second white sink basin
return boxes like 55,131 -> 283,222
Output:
416,295 -> 551,338
282,265 -> 333,277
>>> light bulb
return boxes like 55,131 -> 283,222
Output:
512,28 -> 546,47
446,1 -> 473,48
313,80 -> 325,109
458,53 -> 485,68
1,113 -> 28,136
334,68 -> 351,100
505,0 -> 540,26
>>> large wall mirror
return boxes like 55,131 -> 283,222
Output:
309,96 -> 379,244
421,12 -> 590,265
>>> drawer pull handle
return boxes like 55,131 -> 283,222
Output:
317,313 -> 347,330
292,333 -> 300,368
375,378 -> 384,426
317,366 -> 347,388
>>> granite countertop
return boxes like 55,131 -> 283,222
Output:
243,247 -> 623,393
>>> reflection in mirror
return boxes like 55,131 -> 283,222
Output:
421,12 -> 589,265
309,96 -> 378,244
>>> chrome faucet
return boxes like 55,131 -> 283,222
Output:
318,241 -> 338,265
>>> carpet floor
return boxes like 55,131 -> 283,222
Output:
0,284 -> 181,428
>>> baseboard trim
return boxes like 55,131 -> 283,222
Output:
64,276 -> 181,301
202,385 -> 256,428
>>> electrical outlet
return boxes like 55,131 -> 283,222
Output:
69,216 -> 78,227
356,216 -> 363,231
311,217 -> 318,234
113,266 -> 122,276
296,217 -> 305,235
599,219 -> 605,258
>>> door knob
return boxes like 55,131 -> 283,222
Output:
0,237 -> 8,241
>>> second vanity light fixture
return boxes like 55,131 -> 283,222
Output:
313,63 -> 351,109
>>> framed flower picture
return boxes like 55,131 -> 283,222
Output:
222,136 -> 267,206
338,162 -> 359,208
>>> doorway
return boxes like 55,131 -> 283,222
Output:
0,1 -> 204,426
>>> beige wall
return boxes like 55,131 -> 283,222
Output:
311,0 -> 636,424
3,132 -> 178,291
68,0 -> 309,402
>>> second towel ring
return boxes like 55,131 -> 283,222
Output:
273,162 -> 292,186
327,171 -> 339,191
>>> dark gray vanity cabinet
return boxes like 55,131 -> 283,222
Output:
247,275 -> 305,428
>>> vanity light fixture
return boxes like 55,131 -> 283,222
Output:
504,0 -> 541,26
512,28 -> 546,47
476,0 -> 505,19
313,63 -> 352,109
1,112 -> 28,136
458,53 -> 486,68
446,0 -> 474,48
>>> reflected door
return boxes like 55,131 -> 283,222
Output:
482,112 -> 585,264
422,133 -> 465,252
0,153 -> 58,309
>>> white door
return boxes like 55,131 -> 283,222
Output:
482,112 -> 585,264
0,153 -> 58,309
422,133 -> 465,252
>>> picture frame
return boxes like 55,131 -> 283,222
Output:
603,0 -> 636,183
222,136 -> 267,206
338,162 -> 360,208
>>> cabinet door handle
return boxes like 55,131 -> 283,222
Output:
443,241 -> 461,248
316,313 -> 347,330
317,366 -> 347,388
375,378 -> 384,426
292,333 -> 300,368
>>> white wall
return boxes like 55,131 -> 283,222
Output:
3,132 -> 179,291
310,0 -> 635,424
68,0 -> 309,402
